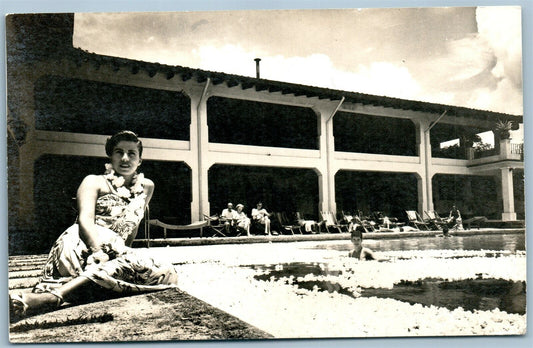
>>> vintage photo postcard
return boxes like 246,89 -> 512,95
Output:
6,6 -> 525,343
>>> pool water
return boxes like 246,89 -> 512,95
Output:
251,263 -> 526,315
311,233 -> 526,253
248,233 -> 527,315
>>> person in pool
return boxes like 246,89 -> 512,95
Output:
348,224 -> 377,260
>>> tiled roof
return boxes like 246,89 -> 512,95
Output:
70,48 -> 522,124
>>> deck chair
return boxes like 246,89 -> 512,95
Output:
352,215 -> 377,233
274,212 -> 302,235
424,211 -> 447,230
203,214 -> 228,237
425,210 -> 444,222
370,211 -> 403,231
296,212 -> 318,234
339,211 -> 355,224
405,210 -> 431,230
320,211 -> 347,233
333,212 -> 351,232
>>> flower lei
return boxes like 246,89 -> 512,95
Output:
104,163 -> 144,200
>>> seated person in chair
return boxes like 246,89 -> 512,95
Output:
235,204 -> 251,236
251,202 -> 272,235
447,205 -> 463,230
221,203 -> 239,235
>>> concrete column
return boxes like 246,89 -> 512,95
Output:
316,105 -> 336,214
499,138 -> 511,160
326,119 -> 337,214
316,169 -> 328,214
415,119 -> 433,214
189,82 -> 211,222
416,173 -> 432,215
500,167 -> 516,221
316,110 -> 328,214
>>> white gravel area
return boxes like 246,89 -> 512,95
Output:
149,240 -> 527,338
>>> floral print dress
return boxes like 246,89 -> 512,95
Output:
38,173 -> 178,293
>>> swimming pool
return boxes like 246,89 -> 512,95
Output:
311,233 -> 525,253
169,233 -> 526,338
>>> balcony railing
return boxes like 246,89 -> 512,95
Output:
511,143 -> 524,155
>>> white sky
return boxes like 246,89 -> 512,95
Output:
73,6 -> 524,143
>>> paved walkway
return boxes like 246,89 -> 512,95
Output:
8,254 -> 272,342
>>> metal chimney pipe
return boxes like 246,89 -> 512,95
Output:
254,58 -> 261,78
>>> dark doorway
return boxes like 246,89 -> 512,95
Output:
432,174 -> 499,219
208,165 -> 319,220
335,171 -> 418,221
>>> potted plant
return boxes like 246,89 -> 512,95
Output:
494,119 -> 513,140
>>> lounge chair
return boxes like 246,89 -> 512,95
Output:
405,210 -> 431,230
296,212 -> 318,234
352,214 -> 377,233
424,210 -> 447,230
339,211 -> 355,224
370,211 -> 404,231
320,211 -> 348,233
274,212 -> 302,235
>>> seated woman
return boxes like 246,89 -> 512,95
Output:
235,204 -> 251,236
9,131 -> 178,318
347,223 -> 377,260
251,202 -> 272,235
447,205 -> 463,230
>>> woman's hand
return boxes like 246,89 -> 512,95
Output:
86,249 -> 110,266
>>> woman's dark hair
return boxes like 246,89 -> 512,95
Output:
105,130 -> 143,157
350,226 -> 363,239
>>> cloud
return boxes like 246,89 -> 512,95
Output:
401,7 -> 523,115
336,62 -> 422,99
194,45 -> 425,101
445,34 -> 496,82
474,7 -> 523,114
458,7 -> 523,115
73,8 -> 522,116
477,7 -> 522,87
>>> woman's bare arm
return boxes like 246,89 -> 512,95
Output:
143,178 -> 155,209
76,175 -> 103,250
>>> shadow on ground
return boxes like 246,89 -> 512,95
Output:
9,288 -> 273,343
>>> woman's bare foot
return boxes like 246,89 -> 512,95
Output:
10,291 -> 63,317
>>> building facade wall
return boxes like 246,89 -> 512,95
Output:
6,15 -> 524,254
